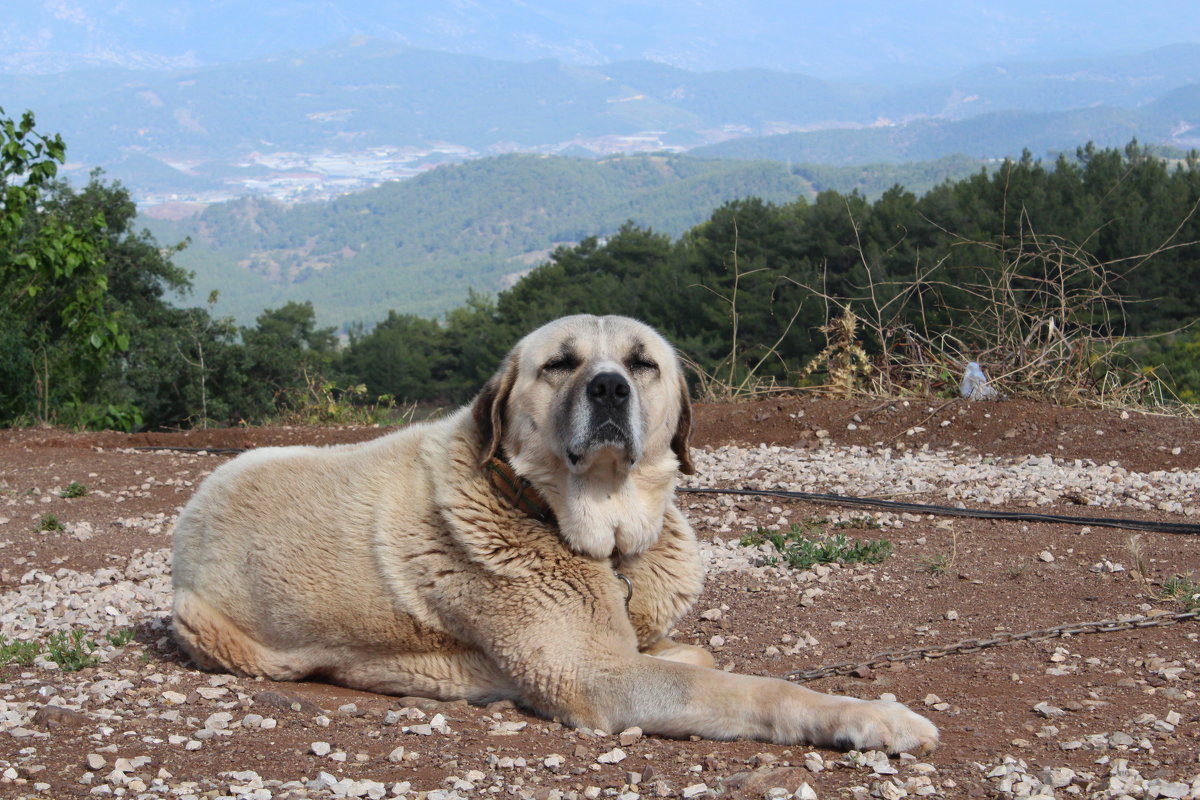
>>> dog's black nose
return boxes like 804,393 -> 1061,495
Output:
587,372 -> 630,408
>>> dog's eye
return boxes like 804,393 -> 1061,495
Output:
627,357 -> 659,374
542,356 -> 578,373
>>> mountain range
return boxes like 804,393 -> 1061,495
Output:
3,38 -> 1198,206
143,152 -> 819,327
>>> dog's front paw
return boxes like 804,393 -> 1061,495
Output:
832,700 -> 939,755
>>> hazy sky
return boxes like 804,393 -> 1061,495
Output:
4,0 -> 1198,80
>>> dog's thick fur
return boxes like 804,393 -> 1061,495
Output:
172,315 -> 937,753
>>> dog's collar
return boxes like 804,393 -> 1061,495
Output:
611,558 -> 634,608
486,456 -> 555,523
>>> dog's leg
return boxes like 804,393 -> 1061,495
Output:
173,591 -> 317,679
641,638 -> 715,669
619,506 -> 705,649
597,657 -> 938,754
446,571 -> 937,754
326,650 -> 519,704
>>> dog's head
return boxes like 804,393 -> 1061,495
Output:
472,315 -> 693,557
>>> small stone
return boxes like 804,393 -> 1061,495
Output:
386,746 -> 406,763
597,748 -> 627,764
1044,767 -> 1076,788
1038,550 -> 1055,563
86,754 -> 106,771
1033,701 -> 1065,718
1148,780 -> 1189,798
204,711 -> 233,730
618,726 -> 643,746
682,783 -> 709,798
311,741 -> 331,756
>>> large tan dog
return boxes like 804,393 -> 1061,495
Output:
172,314 -> 937,753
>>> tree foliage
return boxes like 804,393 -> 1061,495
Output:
340,141 -> 1200,405
1,108 -> 123,421
2,109 -> 1198,430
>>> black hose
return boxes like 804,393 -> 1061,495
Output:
677,486 -> 1200,535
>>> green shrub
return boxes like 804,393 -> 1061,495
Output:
45,629 -> 100,671
0,635 -> 40,667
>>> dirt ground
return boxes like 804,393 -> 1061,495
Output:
1,395 -> 1197,799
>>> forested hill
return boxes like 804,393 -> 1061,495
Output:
7,122 -> 1200,434
145,153 -> 818,325
336,142 -> 1200,406
145,152 -> 990,327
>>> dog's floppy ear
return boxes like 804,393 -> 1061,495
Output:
472,355 -> 518,467
671,373 -> 695,475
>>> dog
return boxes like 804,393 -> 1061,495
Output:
171,314 -> 937,753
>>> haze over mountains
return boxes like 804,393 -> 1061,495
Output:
5,1 -> 1198,328
7,1 -> 1197,79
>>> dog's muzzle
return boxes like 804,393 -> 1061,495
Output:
567,371 -> 636,465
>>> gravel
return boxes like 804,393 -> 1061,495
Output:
2,440 -> 1198,798
683,442 -> 1200,520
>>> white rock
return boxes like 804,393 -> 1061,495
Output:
795,784 -> 818,800
1033,701 -> 1065,718
203,711 -> 233,730
597,748 -> 627,764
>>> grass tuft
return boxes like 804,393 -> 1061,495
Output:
106,627 -> 136,647
741,522 -> 892,571
919,532 -> 958,575
1159,573 -> 1200,611
59,481 -> 89,498
45,630 -> 100,671
0,635 -> 41,667
36,513 -> 65,533
0,628 -> 129,673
